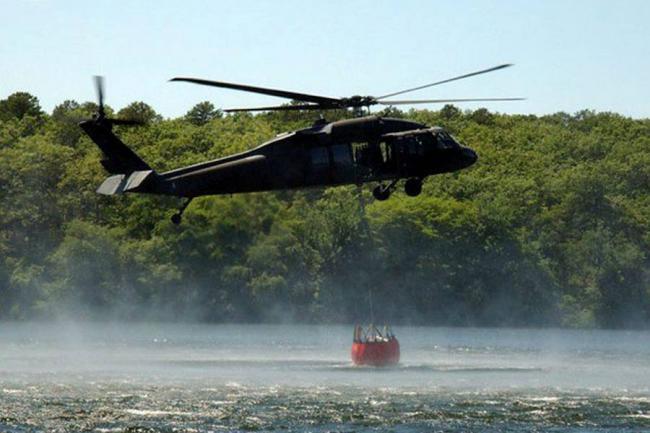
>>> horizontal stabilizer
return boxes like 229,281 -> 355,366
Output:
97,174 -> 127,195
97,170 -> 157,195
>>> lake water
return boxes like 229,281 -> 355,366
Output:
1,322 -> 649,432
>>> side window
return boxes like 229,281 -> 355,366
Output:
379,141 -> 391,163
405,136 -> 424,156
351,142 -> 367,164
332,144 -> 352,166
311,146 -> 330,168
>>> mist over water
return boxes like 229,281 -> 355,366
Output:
2,322 -> 650,432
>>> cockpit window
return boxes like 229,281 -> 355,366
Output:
436,131 -> 458,150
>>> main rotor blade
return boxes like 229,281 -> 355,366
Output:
94,75 -> 105,117
378,97 -> 525,105
376,64 -> 514,100
171,77 -> 340,105
224,104 -> 334,113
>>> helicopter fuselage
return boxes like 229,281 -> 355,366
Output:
126,115 -> 477,198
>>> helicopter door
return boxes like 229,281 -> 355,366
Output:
351,141 -> 384,182
377,140 -> 397,177
393,136 -> 423,176
331,143 -> 354,184
306,145 -> 332,185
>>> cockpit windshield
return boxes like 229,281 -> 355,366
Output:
436,131 -> 459,150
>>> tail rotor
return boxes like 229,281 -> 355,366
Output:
94,75 -> 106,119
90,76 -> 145,126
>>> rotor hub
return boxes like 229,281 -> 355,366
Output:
340,95 -> 377,108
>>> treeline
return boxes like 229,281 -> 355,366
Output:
0,92 -> 649,328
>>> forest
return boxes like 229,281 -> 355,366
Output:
0,91 -> 649,328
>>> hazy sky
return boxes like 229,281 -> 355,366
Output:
2,0 -> 649,118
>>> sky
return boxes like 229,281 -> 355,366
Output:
1,0 -> 649,118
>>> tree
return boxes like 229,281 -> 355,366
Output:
47,220 -> 124,313
50,100 -> 92,147
0,92 -> 44,121
51,100 -> 81,121
185,101 -> 222,126
440,104 -> 461,120
469,107 -> 494,125
117,101 -> 162,123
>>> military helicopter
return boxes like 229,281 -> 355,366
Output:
80,64 -> 521,224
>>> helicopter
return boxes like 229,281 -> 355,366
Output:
79,64 -> 522,224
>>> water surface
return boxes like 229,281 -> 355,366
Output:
1,323 -> 649,432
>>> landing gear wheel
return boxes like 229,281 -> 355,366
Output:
170,197 -> 193,225
405,178 -> 423,197
373,184 -> 391,201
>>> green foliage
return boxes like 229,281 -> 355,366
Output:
185,101 -> 222,126
0,98 -> 648,327
440,104 -> 461,120
0,92 -> 44,122
47,220 -> 124,313
117,101 -> 162,124
49,100 -> 99,147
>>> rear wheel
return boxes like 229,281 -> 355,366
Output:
405,178 -> 422,197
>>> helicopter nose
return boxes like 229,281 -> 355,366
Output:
461,147 -> 478,167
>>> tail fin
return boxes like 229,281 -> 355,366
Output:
80,119 -> 161,196
79,76 -> 167,196
79,119 -> 150,174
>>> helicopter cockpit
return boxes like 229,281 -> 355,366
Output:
382,127 -> 460,152
434,130 -> 461,150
